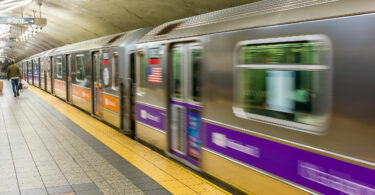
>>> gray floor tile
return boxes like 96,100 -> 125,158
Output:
75,189 -> 102,195
131,177 -> 157,185
0,190 -> 20,195
20,188 -> 48,195
46,185 -> 74,195
145,189 -> 172,195
136,182 -> 164,191
71,183 -> 98,192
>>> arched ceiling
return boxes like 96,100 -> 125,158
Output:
1,0 -> 260,61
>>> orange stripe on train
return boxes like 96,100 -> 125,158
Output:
54,79 -> 66,91
72,85 -> 91,102
102,94 -> 120,113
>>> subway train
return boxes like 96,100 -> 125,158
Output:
19,0 -> 375,194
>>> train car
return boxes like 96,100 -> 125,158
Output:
136,0 -> 375,194
45,28 -> 150,129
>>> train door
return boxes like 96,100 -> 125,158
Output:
38,58 -> 41,88
40,58 -> 45,90
22,62 -> 26,81
66,54 -> 73,103
46,57 -> 51,93
169,43 -> 203,167
33,59 -> 40,87
31,60 -> 35,85
92,51 -> 102,117
27,61 -> 32,84
124,52 -> 137,135
50,56 -> 54,94
43,59 -> 47,91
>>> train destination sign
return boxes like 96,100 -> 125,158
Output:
0,17 -> 47,25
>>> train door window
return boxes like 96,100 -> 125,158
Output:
188,44 -> 202,103
34,59 -> 38,75
40,60 -> 44,76
172,46 -> 183,99
130,53 -> 136,82
93,52 -> 100,84
46,58 -> 51,79
56,56 -> 63,79
136,51 -> 147,92
66,54 -> 71,78
75,54 -> 85,81
233,35 -> 331,133
111,52 -> 119,91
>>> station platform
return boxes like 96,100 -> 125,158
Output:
0,81 -> 231,195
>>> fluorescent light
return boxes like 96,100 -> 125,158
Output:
0,0 -> 17,6
0,0 -> 32,14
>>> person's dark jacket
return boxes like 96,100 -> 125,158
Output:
6,64 -> 21,80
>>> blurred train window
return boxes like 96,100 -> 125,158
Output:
234,35 -> 331,132
33,59 -> 38,75
137,51 -> 147,91
190,45 -> 202,102
239,42 -> 324,65
111,52 -> 119,91
172,46 -> 183,98
40,60 -> 44,77
46,58 -> 51,79
56,56 -> 63,79
75,54 -> 85,81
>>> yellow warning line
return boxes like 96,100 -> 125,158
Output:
29,86 -> 231,195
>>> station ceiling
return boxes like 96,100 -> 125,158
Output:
2,0 -> 260,61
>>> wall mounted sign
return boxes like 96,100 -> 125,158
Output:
0,17 -> 46,25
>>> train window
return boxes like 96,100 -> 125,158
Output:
239,42 -> 324,65
234,35 -> 331,133
172,47 -> 183,98
40,60 -> 44,77
111,52 -> 119,91
189,45 -> 202,102
75,54 -> 85,81
137,51 -> 147,91
33,59 -> 38,74
56,56 -> 63,79
46,58 -> 51,79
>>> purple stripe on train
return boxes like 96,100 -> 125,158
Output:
136,104 -> 165,131
205,123 -> 375,194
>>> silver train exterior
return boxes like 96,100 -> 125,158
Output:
135,0 -> 375,194
19,0 -> 375,194
20,28 -> 151,131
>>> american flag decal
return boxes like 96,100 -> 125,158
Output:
148,67 -> 162,83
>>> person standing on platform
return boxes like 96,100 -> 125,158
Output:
6,61 -> 22,97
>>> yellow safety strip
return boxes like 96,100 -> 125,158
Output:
29,86 -> 231,195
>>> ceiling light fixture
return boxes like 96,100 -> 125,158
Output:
0,0 -> 32,14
